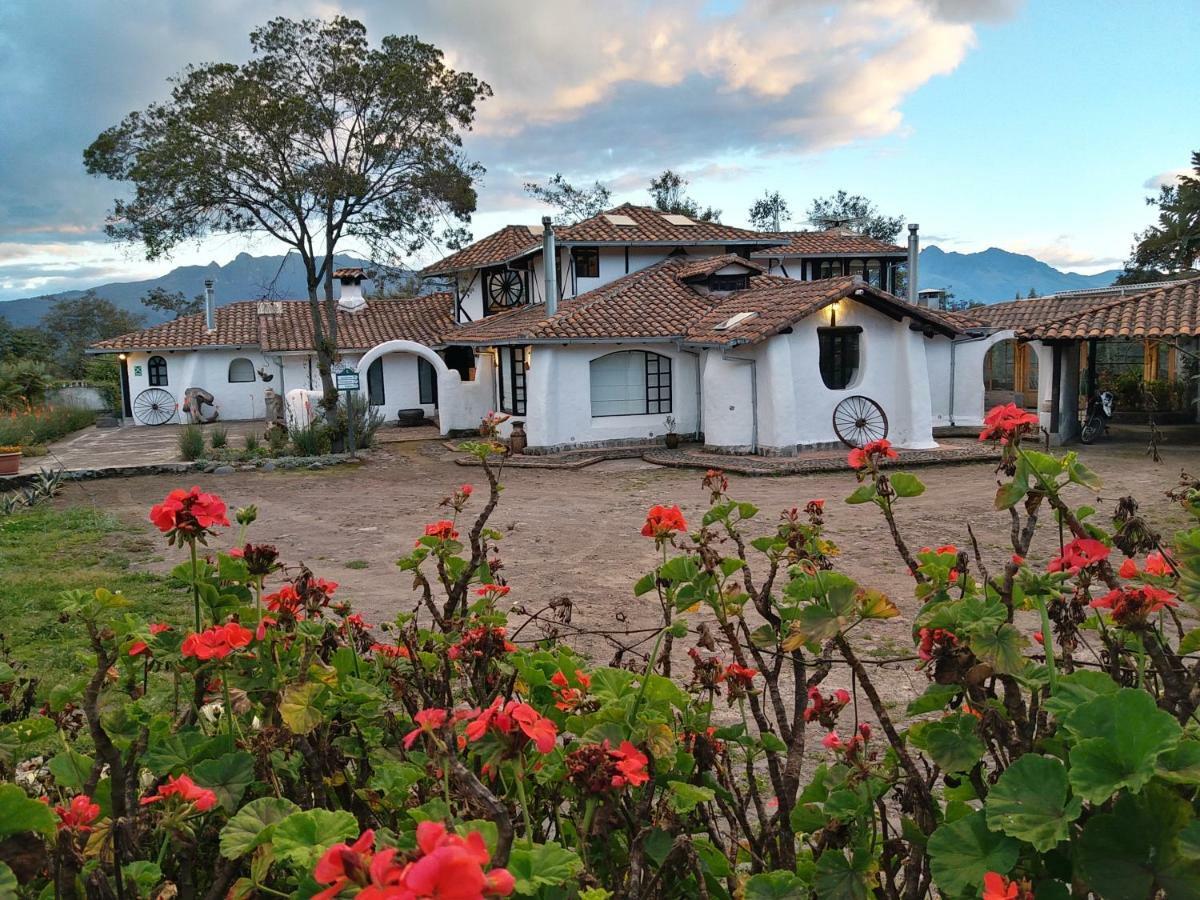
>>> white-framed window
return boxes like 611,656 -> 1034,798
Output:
228,358 -> 256,383
589,351 -> 672,417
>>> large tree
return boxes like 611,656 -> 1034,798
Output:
1117,151 -> 1200,284
648,170 -> 721,222
41,292 -> 144,377
805,190 -> 903,242
748,190 -> 790,231
84,16 -> 491,414
524,173 -> 612,225
141,287 -> 205,320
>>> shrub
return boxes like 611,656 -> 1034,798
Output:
81,356 -> 121,411
0,359 -> 52,411
177,424 -> 205,460
0,405 -> 96,449
266,424 -> 289,454
243,431 -> 260,453
2,417 -> 1199,897
208,424 -> 228,449
288,420 -> 330,456
332,392 -> 384,449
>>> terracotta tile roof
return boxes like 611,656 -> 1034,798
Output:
673,253 -> 766,281
1016,278 -> 1200,340
90,302 -> 262,350
332,267 -> 367,279
90,295 -> 456,353
557,203 -> 785,246
966,294 -> 1117,331
449,259 -> 959,347
750,230 -> 906,258
419,225 -> 540,277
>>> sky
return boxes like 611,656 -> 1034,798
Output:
0,0 -> 1196,302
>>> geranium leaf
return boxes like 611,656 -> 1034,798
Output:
746,870 -> 811,899
271,809 -> 358,871
48,748 -> 94,792
505,841 -> 583,894
814,849 -> 871,900
1157,740 -> 1200,784
0,716 -> 56,766
889,472 -> 925,498
194,750 -> 256,812
927,810 -> 1020,897
856,589 -> 899,620
968,623 -> 1027,674
1178,628 -> 1200,655
0,863 -> 18,896
219,797 -> 301,859
844,484 -> 878,505
985,754 -> 1081,852
1064,688 -> 1180,804
667,781 -> 715,813
909,714 -> 984,774
279,682 -> 327,736
1040,669 -> 1119,719
0,783 -> 57,839
906,683 -> 960,716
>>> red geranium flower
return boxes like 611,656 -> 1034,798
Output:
55,795 -> 101,833
847,438 -> 898,471
982,872 -> 1033,900
371,642 -> 410,660
723,663 -> 758,689
405,821 -> 515,899
1047,538 -> 1110,575
609,740 -> 650,788
550,669 -> 591,711
140,774 -> 217,812
421,520 -> 459,545
149,486 -> 229,543
509,702 -> 558,753
641,505 -> 687,540
475,583 -> 510,597
314,829 -> 376,899
465,698 -> 557,754
180,622 -> 254,661
1090,585 -> 1179,626
979,403 -> 1040,444
128,640 -> 150,657
404,708 -> 449,749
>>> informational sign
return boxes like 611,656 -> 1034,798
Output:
335,368 -> 360,391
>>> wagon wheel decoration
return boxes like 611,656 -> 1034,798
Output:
486,269 -> 525,309
132,388 -> 177,426
832,395 -> 889,448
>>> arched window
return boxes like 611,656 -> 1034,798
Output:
848,259 -> 864,280
590,351 -> 671,417
228,358 -> 256,383
367,358 -> 385,406
818,327 -> 861,390
148,355 -> 168,386
818,260 -> 844,279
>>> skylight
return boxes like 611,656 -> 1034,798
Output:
714,311 -> 758,331
661,214 -> 696,226
603,213 -> 637,226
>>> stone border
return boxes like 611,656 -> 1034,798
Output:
643,445 -> 999,476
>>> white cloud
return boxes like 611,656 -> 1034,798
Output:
1005,235 -> 1124,273
1143,168 -> 1190,190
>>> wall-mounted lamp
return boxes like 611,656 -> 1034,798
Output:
117,353 -> 128,361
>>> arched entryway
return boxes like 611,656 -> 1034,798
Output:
983,339 -> 1038,410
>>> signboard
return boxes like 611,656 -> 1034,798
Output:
335,368 -> 360,391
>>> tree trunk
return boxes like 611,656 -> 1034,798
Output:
317,248 -> 340,422
302,254 -> 338,424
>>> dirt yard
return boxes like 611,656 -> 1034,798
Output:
54,436 -> 1199,714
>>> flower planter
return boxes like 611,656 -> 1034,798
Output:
0,451 -> 20,476
664,433 -> 681,450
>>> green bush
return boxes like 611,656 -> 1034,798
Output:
266,425 -> 289,455
208,425 -> 228,449
81,356 -> 121,411
288,420 -> 330,457
177,424 -> 205,461
243,431 -> 260,453
0,359 -> 52,411
332,393 -> 384,449
0,406 -> 96,450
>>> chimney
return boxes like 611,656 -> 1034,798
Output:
203,279 -> 215,332
334,268 -> 367,313
542,216 -> 557,316
907,223 -> 921,305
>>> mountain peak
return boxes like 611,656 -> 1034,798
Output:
919,245 -> 1119,304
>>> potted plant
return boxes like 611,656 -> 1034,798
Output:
663,416 -> 680,449
0,446 -> 21,476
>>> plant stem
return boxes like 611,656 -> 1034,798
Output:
1034,596 -> 1058,694
189,540 -> 202,631
514,754 -> 534,839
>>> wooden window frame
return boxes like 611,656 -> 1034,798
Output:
148,355 -> 168,386
572,247 -> 600,279
497,346 -> 527,416
818,326 -> 861,391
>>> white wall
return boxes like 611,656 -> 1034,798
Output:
123,349 -> 276,425
701,353 -> 756,452
926,331 -> 1017,428
517,343 -> 700,450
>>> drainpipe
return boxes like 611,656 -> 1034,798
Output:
722,350 -> 758,454
906,224 -> 920,304
204,279 -> 216,332
542,217 -> 557,316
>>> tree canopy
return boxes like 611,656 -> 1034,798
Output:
42,292 -> 144,378
141,287 -> 205,320
84,16 -> 491,411
1117,151 -> 1200,284
648,170 -> 721,222
524,173 -> 612,225
805,191 -> 904,242
748,190 -> 790,231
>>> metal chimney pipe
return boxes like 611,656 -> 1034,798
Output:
204,279 -> 216,331
542,216 -> 557,316
906,224 -> 920,304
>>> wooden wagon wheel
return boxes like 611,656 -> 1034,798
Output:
832,395 -> 888,448
487,269 -> 524,308
133,388 -> 177,426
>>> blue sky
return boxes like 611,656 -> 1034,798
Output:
0,0 -> 1195,302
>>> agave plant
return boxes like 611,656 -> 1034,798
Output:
32,467 -> 64,501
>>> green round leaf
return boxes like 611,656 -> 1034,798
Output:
280,682 -> 327,736
745,870 -> 810,899
194,750 -> 255,813
927,810 -> 1020,897
985,754 -> 1081,851
271,809 -> 359,871
910,714 -> 985,774
0,783 -> 57,839
814,849 -> 871,900
219,797 -> 301,859
889,472 -> 926,498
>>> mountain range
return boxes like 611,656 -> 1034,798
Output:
0,245 -> 1119,327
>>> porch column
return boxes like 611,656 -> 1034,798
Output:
1036,341 -> 1081,446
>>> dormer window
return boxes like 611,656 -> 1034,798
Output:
572,247 -> 599,278
708,273 -> 750,292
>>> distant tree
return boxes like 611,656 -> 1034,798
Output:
84,16 -> 490,417
1026,288 -> 1039,299
748,190 -> 790,231
805,191 -> 903,242
41,292 -> 144,377
0,317 -> 54,364
648,170 -> 721,222
1117,151 -> 1200,284
524,173 -> 612,225
141,287 -> 205,320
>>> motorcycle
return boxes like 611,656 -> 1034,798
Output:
1079,390 -> 1114,444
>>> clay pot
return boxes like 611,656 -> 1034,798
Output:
664,433 -> 681,449
0,451 -> 20,476
509,421 -> 527,454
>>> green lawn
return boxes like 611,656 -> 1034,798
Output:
0,504 -> 187,697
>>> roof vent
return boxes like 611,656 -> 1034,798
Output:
661,214 -> 696,226
603,213 -> 637,226
257,301 -> 284,315
714,311 -> 759,331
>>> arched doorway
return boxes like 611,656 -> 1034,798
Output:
983,339 -> 1038,410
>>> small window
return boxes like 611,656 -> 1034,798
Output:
367,358 -> 385,406
708,273 -> 750,292
818,327 -> 861,390
589,351 -> 672,417
148,355 -> 168,386
573,247 -> 600,278
865,259 -> 882,287
418,357 -> 437,405
818,260 -> 844,279
228,358 -> 256,383
848,259 -> 865,280
498,347 -> 527,416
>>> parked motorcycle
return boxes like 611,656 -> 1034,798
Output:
1079,390 -> 1114,444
